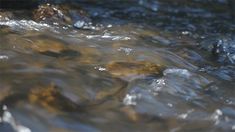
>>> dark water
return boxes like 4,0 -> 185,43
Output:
0,0 -> 235,131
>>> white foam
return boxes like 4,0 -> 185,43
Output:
0,20 -> 52,31
0,105 -> 31,132
163,68 -> 191,78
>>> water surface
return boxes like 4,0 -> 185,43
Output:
0,0 -> 235,131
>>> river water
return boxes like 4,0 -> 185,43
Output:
0,0 -> 235,131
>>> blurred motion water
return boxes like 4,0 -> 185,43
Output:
0,0 -> 235,131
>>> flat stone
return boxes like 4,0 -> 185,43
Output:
106,61 -> 162,78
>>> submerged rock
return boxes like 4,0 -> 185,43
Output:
75,47 -> 101,64
106,61 -> 162,79
29,36 -> 79,58
0,70 -> 127,113
31,38 -> 67,53
200,35 -> 235,64
211,38 -> 235,64
0,25 -> 13,35
122,68 -> 215,120
4,33 -> 80,58
0,85 -> 11,103
28,83 -> 79,113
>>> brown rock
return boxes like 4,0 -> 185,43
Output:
33,3 -> 72,24
33,3 -> 90,27
28,83 -> 78,113
121,106 -> 139,122
31,38 -> 67,53
0,10 -> 13,20
106,61 -> 162,78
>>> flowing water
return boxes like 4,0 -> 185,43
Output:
0,0 -> 235,131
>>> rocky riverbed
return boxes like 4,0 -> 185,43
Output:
0,0 -> 235,131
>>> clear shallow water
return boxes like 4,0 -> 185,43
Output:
0,0 -> 235,131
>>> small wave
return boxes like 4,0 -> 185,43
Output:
0,20 -> 52,31
0,105 -> 31,132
